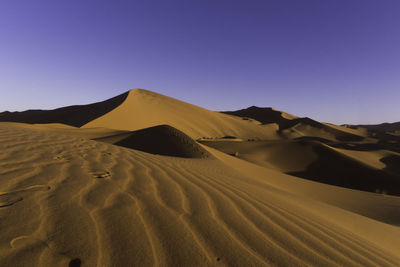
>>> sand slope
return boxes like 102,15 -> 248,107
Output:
1,122 -> 400,266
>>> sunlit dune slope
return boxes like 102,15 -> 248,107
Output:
83,89 -> 279,140
1,123 -> 400,266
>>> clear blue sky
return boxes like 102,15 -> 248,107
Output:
1,0 -> 399,124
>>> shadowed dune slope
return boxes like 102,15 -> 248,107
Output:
83,89 -> 280,140
1,122 -> 400,266
0,92 -> 129,127
201,139 -> 400,196
94,125 -> 211,158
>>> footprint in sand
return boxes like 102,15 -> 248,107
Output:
0,185 -> 50,208
69,258 -> 81,267
0,196 -> 23,208
53,154 -> 71,162
89,171 -> 111,179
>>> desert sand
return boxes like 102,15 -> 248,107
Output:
1,89 -> 400,266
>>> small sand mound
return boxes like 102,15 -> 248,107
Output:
97,125 -> 211,158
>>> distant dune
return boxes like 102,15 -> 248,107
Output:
1,89 -> 400,266
222,106 -> 298,125
223,106 -> 365,142
349,121 -> 400,134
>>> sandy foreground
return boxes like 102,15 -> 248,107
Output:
1,89 -> 400,266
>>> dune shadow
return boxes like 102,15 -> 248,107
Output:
69,258 -> 81,267
0,92 -> 129,127
381,154 -> 400,175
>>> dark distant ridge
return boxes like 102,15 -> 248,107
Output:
222,106 -> 290,125
347,122 -> 400,133
0,91 -> 129,127
95,125 -> 211,158
223,106 -> 364,141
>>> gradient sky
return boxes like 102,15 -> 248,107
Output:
1,0 -> 399,124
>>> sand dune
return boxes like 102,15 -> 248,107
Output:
83,89 -> 280,140
1,123 -> 400,267
1,89 -> 400,266
350,121 -> 400,134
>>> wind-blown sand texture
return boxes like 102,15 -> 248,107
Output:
1,89 -> 400,266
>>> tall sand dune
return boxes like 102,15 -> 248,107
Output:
0,89 -> 282,140
1,123 -> 400,266
83,89 -> 279,140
